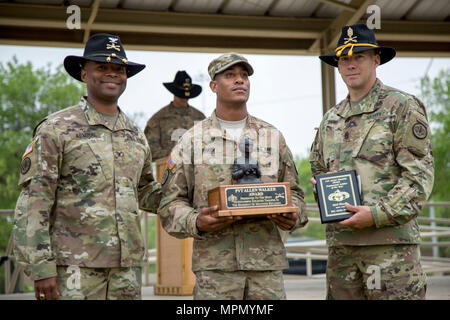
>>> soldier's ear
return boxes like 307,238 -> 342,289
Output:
374,52 -> 381,67
81,68 -> 87,83
209,80 -> 217,93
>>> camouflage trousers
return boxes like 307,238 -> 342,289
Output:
56,266 -> 142,300
194,270 -> 286,300
326,244 -> 426,300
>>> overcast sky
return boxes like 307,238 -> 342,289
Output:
1,44 -> 449,158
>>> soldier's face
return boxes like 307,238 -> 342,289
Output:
81,61 -> 127,103
210,64 -> 250,105
337,50 -> 380,91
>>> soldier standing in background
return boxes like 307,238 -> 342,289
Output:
158,52 -> 308,300
310,23 -> 434,299
144,70 -> 205,162
13,34 -> 161,300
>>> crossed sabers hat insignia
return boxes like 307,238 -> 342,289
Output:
106,37 -> 121,52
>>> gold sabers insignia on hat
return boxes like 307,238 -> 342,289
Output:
344,27 -> 357,44
106,44 -> 121,51
183,78 -> 191,97
106,37 -> 121,51
335,26 -> 378,57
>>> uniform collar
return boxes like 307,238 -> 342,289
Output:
336,78 -> 383,118
208,110 -> 257,142
169,102 -> 192,113
80,96 -> 135,131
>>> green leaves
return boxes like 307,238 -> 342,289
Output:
420,69 -> 450,201
0,56 -> 85,209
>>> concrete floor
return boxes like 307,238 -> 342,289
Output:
1,274 -> 449,300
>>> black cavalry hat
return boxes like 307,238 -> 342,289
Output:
163,71 -> 202,99
319,23 -> 396,67
64,33 -> 145,82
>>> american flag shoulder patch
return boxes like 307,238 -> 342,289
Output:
22,141 -> 34,159
167,153 -> 176,170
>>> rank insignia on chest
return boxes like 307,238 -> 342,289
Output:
22,141 -> 34,158
167,153 -> 176,170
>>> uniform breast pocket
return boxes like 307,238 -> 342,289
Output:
322,124 -> 341,170
194,163 -> 225,204
62,139 -> 106,182
116,140 -> 147,183
355,122 -> 394,167
116,176 -> 139,214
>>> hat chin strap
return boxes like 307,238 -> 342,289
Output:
335,43 -> 378,57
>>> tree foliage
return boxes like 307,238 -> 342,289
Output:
420,68 -> 450,201
0,56 -> 85,209
420,68 -> 450,257
292,154 -> 326,240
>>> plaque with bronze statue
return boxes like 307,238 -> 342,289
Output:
208,138 -> 298,217
314,170 -> 361,223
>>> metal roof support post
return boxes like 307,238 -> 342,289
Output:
320,60 -> 336,115
83,0 -> 101,44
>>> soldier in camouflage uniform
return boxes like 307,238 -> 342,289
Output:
310,24 -> 434,299
144,71 -> 205,161
13,34 -> 161,300
158,53 -> 308,300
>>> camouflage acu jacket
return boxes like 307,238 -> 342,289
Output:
158,111 -> 307,272
310,79 -> 434,246
144,103 -> 205,161
14,97 -> 161,281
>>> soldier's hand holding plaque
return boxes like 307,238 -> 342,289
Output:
208,138 -> 298,217
314,170 -> 361,223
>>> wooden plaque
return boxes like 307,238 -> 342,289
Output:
314,170 -> 361,223
208,182 -> 298,217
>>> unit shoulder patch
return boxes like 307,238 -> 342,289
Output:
412,121 -> 427,140
403,111 -> 429,157
20,157 -> 32,175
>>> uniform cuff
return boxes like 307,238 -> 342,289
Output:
371,204 -> 390,228
188,211 -> 205,239
295,203 -> 308,229
30,262 -> 57,281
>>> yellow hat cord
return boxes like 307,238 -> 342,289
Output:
335,43 -> 378,57
88,53 -> 128,64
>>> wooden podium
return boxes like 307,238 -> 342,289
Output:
154,157 -> 195,295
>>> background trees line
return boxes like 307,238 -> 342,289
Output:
0,57 -> 448,292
